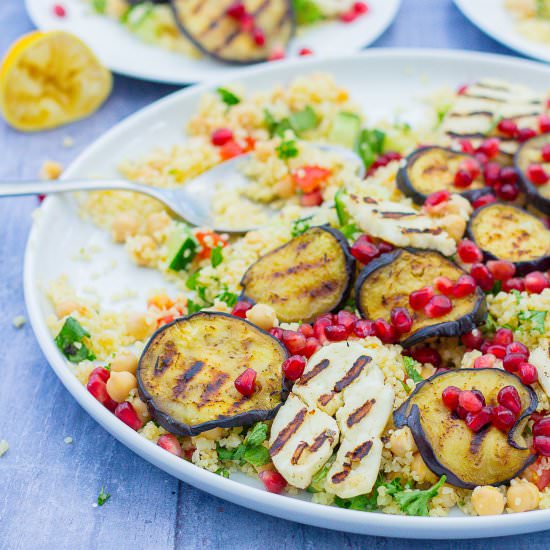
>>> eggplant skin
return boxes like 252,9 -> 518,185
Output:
466,202 -> 550,276
515,134 -> 550,216
355,248 -> 487,347
394,368 -> 537,489
241,226 -> 355,323
137,312 -> 288,436
396,146 -> 489,205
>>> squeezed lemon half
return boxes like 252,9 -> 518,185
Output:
0,31 -> 112,131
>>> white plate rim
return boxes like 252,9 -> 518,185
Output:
454,0 -> 550,63
23,48 -> 550,539
24,0 -> 402,84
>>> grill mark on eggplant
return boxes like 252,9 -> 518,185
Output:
270,407 -> 307,456
470,426 -> 490,455
197,371 -> 230,407
347,398 -> 376,428
154,341 -> 179,376
295,359 -> 330,386
172,360 -> 205,398
270,259 -> 329,279
304,280 -> 338,300
334,356 -> 371,392
330,440 -> 374,484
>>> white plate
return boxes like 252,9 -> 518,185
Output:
454,0 -> 550,64
24,50 -> 550,538
25,0 -> 401,84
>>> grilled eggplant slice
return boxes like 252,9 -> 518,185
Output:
394,368 -> 537,489
137,312 -> 288,436
355,248 -> 486,347
241,226 -> 355,323
397,147 -> 488,205
467,203 -> 550,275
170,0 -> 294,64
515,134 -> 550,215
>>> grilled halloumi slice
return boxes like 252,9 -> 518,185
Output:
531,342 -> 550,398
293,342 -> 380,416
324,436 -> 383,499
269,394 -> 339,489
345,194 -> 457,256
336,379 -> 394,440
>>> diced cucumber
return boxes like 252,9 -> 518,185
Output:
124,3 -> 159,43
329,112 -> 361,149
334,188 -> 350,226
167,224 -> 198,271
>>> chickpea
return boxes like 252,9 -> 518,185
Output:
55,300 -> 79,319
389,427 -> 417,457
132,397 -> 151,423
106,371 -> 137,403
126,312 -> 154,341
507,481 -> 540,512
471,486 -> 505,516
111,350 -> 138,374
111,212 -> 139,243
246,303 -> 278,330
201,427 -> 225,441
411,452 -> 437,484
420,364 -> 436,379
274,176 -> 295,199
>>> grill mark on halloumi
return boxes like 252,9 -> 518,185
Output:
346,398 -> 376,428
334,356 -> 371,392
290,429 -> 337,464
197,371 -> 229,407
155,341 -> 179,376
269,407 -> 307,456
296,359 -> 330,386
291,441 -> 308,465
330,440 -> 374,484
172,360 -> 204,398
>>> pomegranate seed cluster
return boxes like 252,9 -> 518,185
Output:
226,2 -> 266,47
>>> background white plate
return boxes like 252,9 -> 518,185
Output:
24,50 -> 550,538
25,0 -> 401,84
454,0 -> 550,63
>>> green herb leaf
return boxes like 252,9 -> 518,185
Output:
211,245 -> 224,268
216,291 -> 238,308
243,445 -> 270,467
341,223 -> 360,240
289,106 -> 318,134
334,188 -> 350,226
91,0 -> 107,14
97,487 -> 110,506
391,476 -> 446,517
54,317 -> 96,363
186,270 -> 201,290
217,87 -> 241,106
244,422 -> 268,446
215,467 -> 230,478
307,463 -> 331,493
276,139 -> 299,160
217,423 -> 270,468
291,215 -> 313,237
403,356 -> 424,383
334,494 -> 373,511
356,128 -> 386,170
216,443 -> 236,461
483,313 -> 500,333
292,0 -> 325,25
518,310 -> 547,334
187,299 -> 203,315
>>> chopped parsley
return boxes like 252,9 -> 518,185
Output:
518,310 -> 547,334
292,0 -> 325,25
91,0 -> 107,13
97,487 -> 110,506
403,356 -> 424,383
215,467 -> 230,478
216,291 -> 238,308
291,215 -> 313,237
334,477 -> 403,511
276,139 -> 299,160
186,299 -> 203,314
356,128 -> 385,170
390,476 -> 446,517
55,317 -> 96,363
186,270 -> 201,290
216,422 -> 270,468
307,462 -> 331,493
217,87 -> 241,106
211,245 -> 224,268
435,103 -> 452,127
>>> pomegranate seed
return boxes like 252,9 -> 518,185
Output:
409,286 -> 435,310
157,434 -> 183,457
452,274 -> 477,298
442,386 -> 461,410
507,342 -> 529,359
460,139 -> 475,153
86,376 -> 118,411
385,151 -> 402,162
259,470 -> 287,493
497,119 -> 518,137
466,407 -> 492,432
526,164 -> 549,185
353,319 -> 375,338
282,330 -> 307,355
492,405 -> 516,432
472,193 -> 497,209
226,1 -> 246,19
492,328 -> 514,346
240,13 -> 255,32
525,271 -> 549,294
533,418 -> 550,437
503,277 -> 525,292
252,27 -> 266,46
354,1 -> 369,13
424,295 -> 452,318
325,324 -> 349,342
461,158 -> 482,179
115,402 -> 143,431
234,368 -> 257,397
38,194 -> 46,203
518,127 -> 537,142
487,260 -> 516,282
434,276 -> 454,296
457,239 -> 483,264
539,114 -> 550,134
542,143 -> 550,162
313,316 -> 332,343
477,138 -> 500,159
461,328 -> 484,350
337,310 -> 358,330
534,436 -> 550,456
475,152 -> 489,166
351,235 -> 380,264
302,337 -> 320,358
410,347 -> 442,367
298,324 -> 314,337
499,167 -> 518,185
390,307 -> 413,334
269,327 -> 283,340
268,47 -> 286,61
483,162 -> 501,187
232,300 -> 253,318
471,389 -> 487,406
519,362 -> 538,385
53,4 -> 66,17
89,367 -> 110,383
340,9 -> 358,22
503,353 -> 525,373
299,47 -> 313,56
457,84 -> 469,95
454,169 -> 473,188
376,240 -> 394,254
456,404 -> 468,419
300,190 -> 323,207
495,182 -> 519,202
424,190 -> 451,208
282,355 -> 307,381
480,341 -> 492,354
373,318 -> 397,343
470,263 -> 494,291
485,344 -> 506,359
459,390 -> 484,413
473,354 -> 496,369
211,128 -> 234,146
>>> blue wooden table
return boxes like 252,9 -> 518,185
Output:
1,1 -> 549,548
